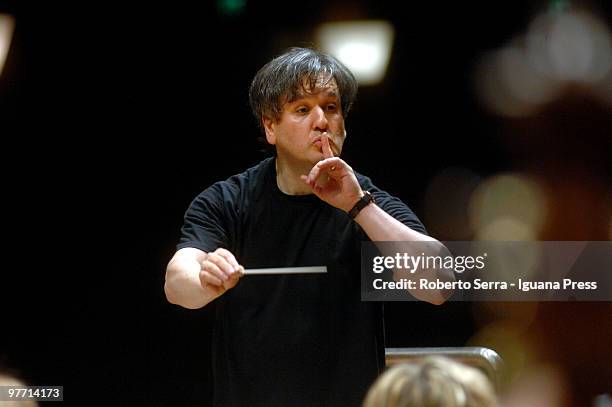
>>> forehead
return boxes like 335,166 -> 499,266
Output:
296,75 -> 339,98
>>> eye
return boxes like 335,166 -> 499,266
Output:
326,104 -> 338,112
296,106 -> 309,114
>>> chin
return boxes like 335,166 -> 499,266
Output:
309,152 -> 325,163
305,157 -> 319,167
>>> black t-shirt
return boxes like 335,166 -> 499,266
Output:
178,157 -> 426,407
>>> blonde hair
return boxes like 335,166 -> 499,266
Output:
363,357 -> 498,407
0,374 -> 40,407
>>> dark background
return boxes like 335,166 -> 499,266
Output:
1,0 -> 611,405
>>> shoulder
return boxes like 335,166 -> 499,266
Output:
227,157 -> 273,186
354,171 -> 390,198
354,171 -> 401,205
355,171 -> 375,190
194,157 -> 273,203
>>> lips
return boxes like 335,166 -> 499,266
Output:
311,134 -> 335,153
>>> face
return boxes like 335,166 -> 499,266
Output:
262,76 -> 346,166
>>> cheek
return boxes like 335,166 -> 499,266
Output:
333,135 -> 345,153
334,120 -> 346,138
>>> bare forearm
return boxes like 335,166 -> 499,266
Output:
353,203 -> 434,242
354,203 -> 451,304
164,256 -> 217,309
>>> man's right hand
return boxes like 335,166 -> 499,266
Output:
199,248 -> 245,296
165,247 -> 245,309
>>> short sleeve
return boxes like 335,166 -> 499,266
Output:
177,183 -> 234,253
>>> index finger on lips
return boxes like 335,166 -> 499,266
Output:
322,132 -> 334,159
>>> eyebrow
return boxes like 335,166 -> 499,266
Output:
323,90 -> 339,98
292,89 -> 339,101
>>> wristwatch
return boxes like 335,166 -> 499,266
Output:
348,190 -> 375,219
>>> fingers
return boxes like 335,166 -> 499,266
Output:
214,248 -> 241,271
303,157 -> 343,186
224,265 -> 245,290
321,132 -> 334,159
199,249 -> 244,292
200,277 -> 226,296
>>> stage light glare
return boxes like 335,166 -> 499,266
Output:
316,20 -> 394,86
0,14 -> 15,77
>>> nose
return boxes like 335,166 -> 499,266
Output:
312,106 -> 328,132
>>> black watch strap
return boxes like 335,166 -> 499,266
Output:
348,191 -> 374,219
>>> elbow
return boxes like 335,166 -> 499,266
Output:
417,288 -> 452,306
164,265 -> 188,307
164,262 -> 178,304
429,288 -> 454,305
164,276 -> 207,310
164,280 -> 179,305
411,291 -> 448,305
164,261 -> 192,307
164,276 -> 189,306
163,253 -> 210,309
428,297 -> 447,306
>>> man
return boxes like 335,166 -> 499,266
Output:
165,47 -> 444,406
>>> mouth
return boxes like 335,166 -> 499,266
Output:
311,134 -> 336,154
311,135 -> 323,148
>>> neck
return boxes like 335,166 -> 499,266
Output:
275,156 -> 313,195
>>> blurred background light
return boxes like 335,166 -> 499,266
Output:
477,217 -> 535,241
472,302 -> 539,333
0,14 -> 15,77
475,44 -> 559,117
468,173 -> 548,282
467,319 -> 536,384
474,8 -> 612,116
216,0 -> 246,17
525,9 -> 612,84
316,20 -> 394,86
500,363 -> 570,407
469,173 -> 549,240
608,191 -> 612,240
546,11 -> 612,83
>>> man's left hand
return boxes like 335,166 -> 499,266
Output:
301,133 -> 364,213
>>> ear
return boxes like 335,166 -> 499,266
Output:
262,116 -> 276,145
